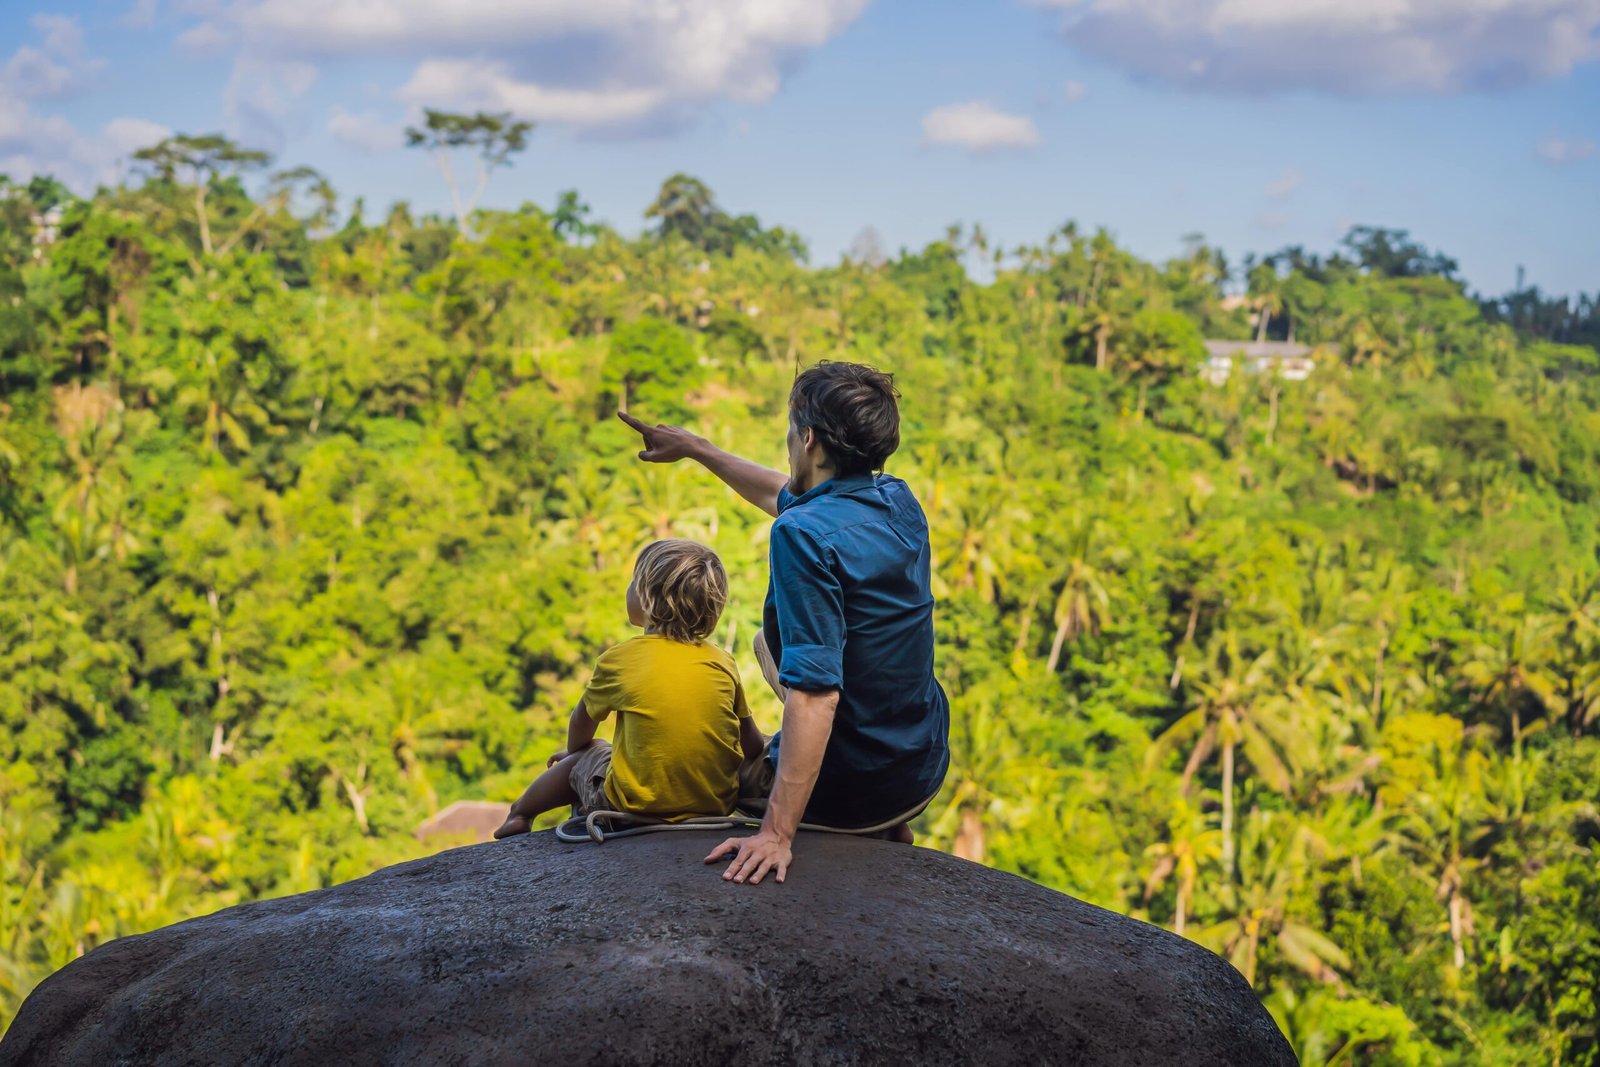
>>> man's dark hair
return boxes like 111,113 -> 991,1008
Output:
789,361 -> 900,476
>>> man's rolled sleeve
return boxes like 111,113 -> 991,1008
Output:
770,521 -> 845,692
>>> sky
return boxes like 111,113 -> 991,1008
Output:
1,0 -> 1596,296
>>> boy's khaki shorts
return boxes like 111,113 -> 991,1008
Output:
568,742 -> 615,815
737,629 -> 784,812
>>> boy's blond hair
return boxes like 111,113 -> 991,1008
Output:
633,539 -> 728,643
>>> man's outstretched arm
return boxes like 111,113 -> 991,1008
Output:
705,687 -> 837,885
618,412 -> 786,517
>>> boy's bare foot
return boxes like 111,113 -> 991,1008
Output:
887,822 -> 914,845
493,814 -> 531,840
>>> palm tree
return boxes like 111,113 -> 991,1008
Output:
1548,573 -> 1600,736
1045,519 -> 1111,673
1382,718 -> 1489,971
928,470 -> 1035,605
1196,809 -> 1350,987
383,659 -> 475,813
546,464 -> 627,571
1346,313 -> 1395,377
619,464 -> 719,552
1143,797 -> 1222,935
926,696 -> 1052,864
1074,305 -> 1114,373
1460,610 -> 1559,754
1248,261 -> 1284,343
1149,631 -> 1300,878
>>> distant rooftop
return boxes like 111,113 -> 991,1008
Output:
1200,340 -> 1318,385
413,800 -> 507,843
1202,340 -> 1314,359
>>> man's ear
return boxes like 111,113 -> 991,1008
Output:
803,428 -> 834,471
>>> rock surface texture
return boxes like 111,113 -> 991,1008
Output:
1,831 -> 1296,1066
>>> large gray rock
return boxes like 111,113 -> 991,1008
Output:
1,831 -> 1295,1066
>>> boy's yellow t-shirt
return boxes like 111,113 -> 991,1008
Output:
582,634 -> 751,819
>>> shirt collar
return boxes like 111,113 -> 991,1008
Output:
780,472 -> 877,513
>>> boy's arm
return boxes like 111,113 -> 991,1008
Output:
565,698 -> 599,755
739,716 -> 767,761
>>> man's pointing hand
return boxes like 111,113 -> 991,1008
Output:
617,411 -> 703,464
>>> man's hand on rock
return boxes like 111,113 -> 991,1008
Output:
705,829 -> 792,885
617,412 -> 703,464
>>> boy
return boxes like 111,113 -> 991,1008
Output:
494,539 -> 762,838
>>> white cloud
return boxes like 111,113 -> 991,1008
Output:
0,103 -> 169,189
177,21 -> 233,54
921,101 -> 1040,153
32,15 -> 87,58
2,47 -> 80,98
103,116 -> 171,156
225,57 -> 318,150
122,0 -> 160,28
1030,0 -> 1600,94
1537,134 -> 1596,164
327,105 -> 403,152
1265,168 -> 1304,199
398,60 -> 667,126
1,15 -> 100,99
1062,79 -> 1088,102
184,0 -> 868,131
0,17 -> 163,189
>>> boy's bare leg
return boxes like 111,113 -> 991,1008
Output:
494,751 -> 586,839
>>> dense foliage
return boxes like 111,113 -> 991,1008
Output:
2,147 -> 1598,1065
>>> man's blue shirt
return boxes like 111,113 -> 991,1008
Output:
762,473 -> 951,828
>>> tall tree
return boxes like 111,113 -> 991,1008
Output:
404,110 -> 533,236
132,134 -> 272,257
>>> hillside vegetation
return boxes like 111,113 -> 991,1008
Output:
1,151 -> 1598,1065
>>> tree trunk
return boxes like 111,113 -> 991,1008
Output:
1095,327 -> 1108,373
1448,889 -> 1465,969
1221,740 -> 1235,881
1372,634 -> 1387,724
1265,385 -> 1279,447
1255,305 -> 1268,343
436,152 -> 469,236
953,809 -> 986,864
1170,601 -> 1200,688
1013,590 -> 1039,654
341,773 -> 370,835
195,186 -> 213,257
1046,615 -> 1070,673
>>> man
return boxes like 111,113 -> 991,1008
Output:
618,361 -> 950,886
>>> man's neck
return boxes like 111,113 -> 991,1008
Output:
790,463 -> 832,496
